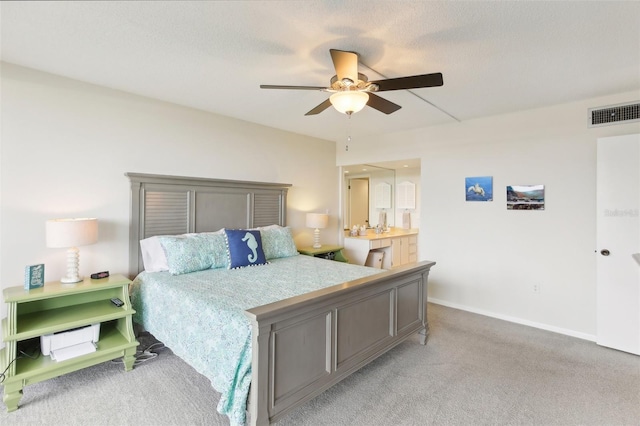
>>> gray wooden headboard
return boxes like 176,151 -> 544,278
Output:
126,173 -> 292,278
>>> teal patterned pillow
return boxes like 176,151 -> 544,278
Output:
203,231 -> 230,269
160,234 -> 217,275
260,225 -> 299,260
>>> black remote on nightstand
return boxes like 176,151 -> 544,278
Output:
110,298 -> 124,307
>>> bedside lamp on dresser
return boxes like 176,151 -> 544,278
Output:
306,212 -> 328,249
46,217 -> 98,283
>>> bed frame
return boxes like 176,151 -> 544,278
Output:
126,172 -> 435,425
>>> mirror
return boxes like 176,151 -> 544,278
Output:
342,164 -> 395,230
342,159 -> 420,230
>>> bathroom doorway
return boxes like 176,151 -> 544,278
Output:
349,178 -> 369,229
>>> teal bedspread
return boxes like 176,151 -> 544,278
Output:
130,255 -> 381,425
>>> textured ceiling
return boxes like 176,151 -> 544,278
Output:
2,1 -> 639,143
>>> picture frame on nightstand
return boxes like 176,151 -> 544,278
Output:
24,264 -> 45,290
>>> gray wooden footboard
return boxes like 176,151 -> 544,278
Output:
245,260 -> 435,425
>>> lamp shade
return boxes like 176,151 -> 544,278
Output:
329,91 -> 369,114
306,213 -> 328,229
46,218 -> 98,248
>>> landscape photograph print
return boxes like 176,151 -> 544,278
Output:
507,184 -> 545,210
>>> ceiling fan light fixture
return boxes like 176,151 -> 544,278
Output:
329,91 -> 369,115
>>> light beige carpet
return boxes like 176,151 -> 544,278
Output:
1,303 -> 638,425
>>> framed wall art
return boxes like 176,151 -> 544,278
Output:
466,176 -> 493,201
506,184 -> 545,210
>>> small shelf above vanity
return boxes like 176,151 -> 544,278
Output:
344,229 -> 418,269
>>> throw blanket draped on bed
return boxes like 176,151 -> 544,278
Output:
130,255 -> 381,425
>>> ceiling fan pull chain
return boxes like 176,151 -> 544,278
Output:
345,115 -> 352,151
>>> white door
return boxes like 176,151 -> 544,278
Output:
596,133 -> 640,355
349,178 -> 369,228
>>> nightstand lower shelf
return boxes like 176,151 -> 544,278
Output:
9,322 -> 136,378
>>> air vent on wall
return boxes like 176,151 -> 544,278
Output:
588,101 -> 640,128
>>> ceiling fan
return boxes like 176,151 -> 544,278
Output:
260,49 -> 443,116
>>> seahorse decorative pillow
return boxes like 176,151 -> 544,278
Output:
224,229 -> 268,269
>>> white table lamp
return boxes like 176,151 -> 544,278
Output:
46,218 -> 98,283
306,213 -> 328,249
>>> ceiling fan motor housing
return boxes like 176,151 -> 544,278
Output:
329,73 -> 377,93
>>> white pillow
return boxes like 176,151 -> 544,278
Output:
140,236 -> 169,272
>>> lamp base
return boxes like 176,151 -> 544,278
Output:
61,246 -> 82,284
312,228 -> 322,249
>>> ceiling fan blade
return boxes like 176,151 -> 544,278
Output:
305,98 -> 333,116
330,49 -> 359,83
372,72 -> 443,92
260,84 -> 327,91
366,93 -> 402,114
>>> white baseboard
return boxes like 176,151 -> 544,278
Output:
428,298 -> 596,342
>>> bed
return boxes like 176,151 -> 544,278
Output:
126,173 -> 436,425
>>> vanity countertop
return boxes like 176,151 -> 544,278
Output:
344,228 -> 419,240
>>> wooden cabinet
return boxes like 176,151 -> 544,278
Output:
344,232 -> 418,269
1,274 -> 139,412
391,235 -> 418,268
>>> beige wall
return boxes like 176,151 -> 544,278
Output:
0,63 -> 340,322
2,60 -> 640,342
338,91 -> 640,339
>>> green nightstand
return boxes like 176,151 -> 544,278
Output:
298,245 -> 349,262
1,274 -> 139,412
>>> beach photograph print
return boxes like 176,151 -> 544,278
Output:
507,184 -> 545,210
466,176 -> 493,201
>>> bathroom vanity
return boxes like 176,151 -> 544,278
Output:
344,229 -> 418,269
